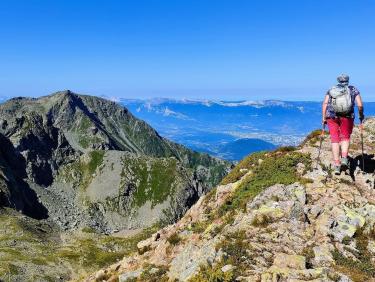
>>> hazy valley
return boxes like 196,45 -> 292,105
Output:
123,98 -> 375,161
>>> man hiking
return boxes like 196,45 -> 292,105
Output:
322,74 -> 364,175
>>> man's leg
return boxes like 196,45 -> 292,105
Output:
340,140 -> 350,158
327,119 -> 341,166
339,117 -> 354,160
331,142 -> 341,165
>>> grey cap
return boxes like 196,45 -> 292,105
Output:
337,74 -> 349,83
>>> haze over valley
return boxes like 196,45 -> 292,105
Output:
123,98 -> 375,160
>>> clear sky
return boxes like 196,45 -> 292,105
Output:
1,0 -> 374,101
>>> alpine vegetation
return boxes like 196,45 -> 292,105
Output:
86,118 -> 375,282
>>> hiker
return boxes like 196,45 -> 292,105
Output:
322,74 -> 364,175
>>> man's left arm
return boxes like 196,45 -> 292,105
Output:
355,94 -> 364,122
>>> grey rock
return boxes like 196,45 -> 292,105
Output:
118,269 -> 142,282
221,264 -> 234,273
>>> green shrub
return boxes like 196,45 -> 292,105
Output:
0,212 -> 160,281
275,146 -> 297,152
213,231 -> 253,278
189,221 -> 210,234
302,246 -> 315,268
300,129 -> 327,147
332,229 -> 375,282
251,213 -> 274,227
139,264 -> 169,282
189,262 -> 234,282
219,151 -> 311,214
120,158 -> 178,208
342,236 -> 352,245
167,233 -> 182,246
220,151 -> 268,185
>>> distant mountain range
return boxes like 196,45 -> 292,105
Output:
122,98 -> 375,160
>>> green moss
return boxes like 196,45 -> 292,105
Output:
219,151 -> 311,214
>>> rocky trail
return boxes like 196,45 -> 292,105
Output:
86,118 -> 375,282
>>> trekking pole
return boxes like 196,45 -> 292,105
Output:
316,123 -> 326,165
360,121 -> 365,172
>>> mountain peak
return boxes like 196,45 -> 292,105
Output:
0,90 -> 230,232
53,89 -> 74,96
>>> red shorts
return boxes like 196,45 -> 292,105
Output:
327,117 -> 354,143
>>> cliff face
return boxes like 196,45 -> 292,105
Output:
0,133 -> 48,219
0,91 -> 230,232
87,118 -> 375,282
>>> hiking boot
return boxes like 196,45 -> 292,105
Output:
341,157 -> 349,169
334,165 -> 341,175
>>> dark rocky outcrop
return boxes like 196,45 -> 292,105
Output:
0,133 -> 48,219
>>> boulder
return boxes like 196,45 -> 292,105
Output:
118,269 -> 142,282
221,264 -> 234,273
313,244 -> 334,267
328,206 -> 366,242
273,253 -> 306,270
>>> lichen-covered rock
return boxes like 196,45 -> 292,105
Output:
313,244 -> 334,267
327,206 -> 366,242
168,238 -> 221,281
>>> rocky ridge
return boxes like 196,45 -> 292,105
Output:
0,91 -> 230,232
87,118 -> 375,282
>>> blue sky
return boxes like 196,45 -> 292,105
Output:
0,0 -> 374,101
